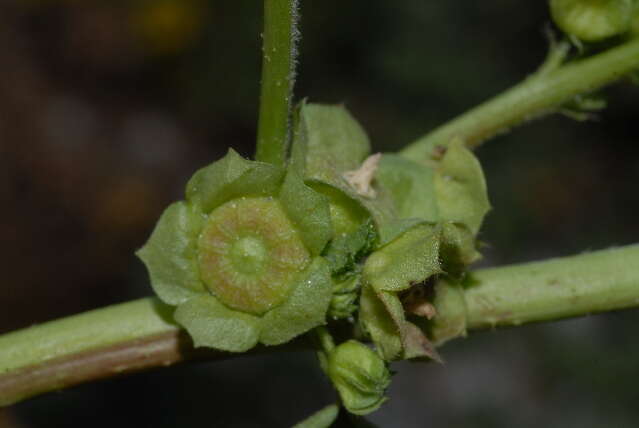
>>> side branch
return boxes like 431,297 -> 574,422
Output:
400,38 -> 639,160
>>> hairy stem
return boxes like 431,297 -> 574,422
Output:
255,0 -> 300,166
432,244 -> 639,344
2,245 -> 639,406
400,38 -> 639,160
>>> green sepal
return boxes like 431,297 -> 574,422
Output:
439,222 -> 482,279
328,272 -> 362,320
292,404 -> 340,428
323,219 -> 377,275
364,224 -> 441,292
186,148 -> 284,214
326,340 -> 391,416
434,141 -> 490,236
136,201 -> 205,306
174,294 -> 261,352
296,102 -> 371,179
291,101 -> 397,229
359,284 -> 403,360
279,171 -> 333,256
376,218 -> 427,248
260,258 -> 332,345
380,142 -> 490,237
375,154 -> 439,221
361,224 -> 443,361
377,291 -> 441,362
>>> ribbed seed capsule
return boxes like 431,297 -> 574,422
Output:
198,196 -> 310,315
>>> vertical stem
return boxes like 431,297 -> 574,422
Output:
255,0 -> 300,166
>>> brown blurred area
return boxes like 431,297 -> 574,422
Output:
2,1 -> 639,427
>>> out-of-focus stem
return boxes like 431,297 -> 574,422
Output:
400,38 -> 639,160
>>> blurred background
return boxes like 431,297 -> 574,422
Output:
1,0 -> 638,427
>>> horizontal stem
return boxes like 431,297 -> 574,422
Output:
465,244 -> 639,329
431,244 -> 639,344
2,245 -> 639,405
400,38 -> 639,160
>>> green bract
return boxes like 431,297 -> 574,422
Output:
137,149 -> 334,352
550,0 -> 634,41
359,141 -> 490,361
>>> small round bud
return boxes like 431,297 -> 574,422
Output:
550,0 -> 634,41
327,340 -> 391,415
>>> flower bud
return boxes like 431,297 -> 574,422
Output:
326,340 -> 391,415
550,0 -> 634,41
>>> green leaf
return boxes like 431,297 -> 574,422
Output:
174,294 -> 261,352
186,148 -> 284,213
260,258 -> 332,345
364,224 -> 441,293
136,201 -> 205,306
292,404 -> 339,428
279,171 -> 333,256
434,141 -> 490,235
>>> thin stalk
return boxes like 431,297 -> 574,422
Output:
255,0 -> 300,166
2,245 -> 639,406
400,38 -> 639,160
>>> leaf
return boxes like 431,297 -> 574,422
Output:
174,294 -> 261,352
136,201 -> 205,306
260,258 -> 332,345
293,404 -> 339,428
279,171 -> 333,256
186,148 -> 284,214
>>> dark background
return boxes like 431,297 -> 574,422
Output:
1,1 -> 638,427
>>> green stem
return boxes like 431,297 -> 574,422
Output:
400,38 -> 639,160
3,245 -> 639,406
431,244 -> 639,344
255,0 -> 300,166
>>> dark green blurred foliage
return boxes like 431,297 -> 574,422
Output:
1,0 -> 638,427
